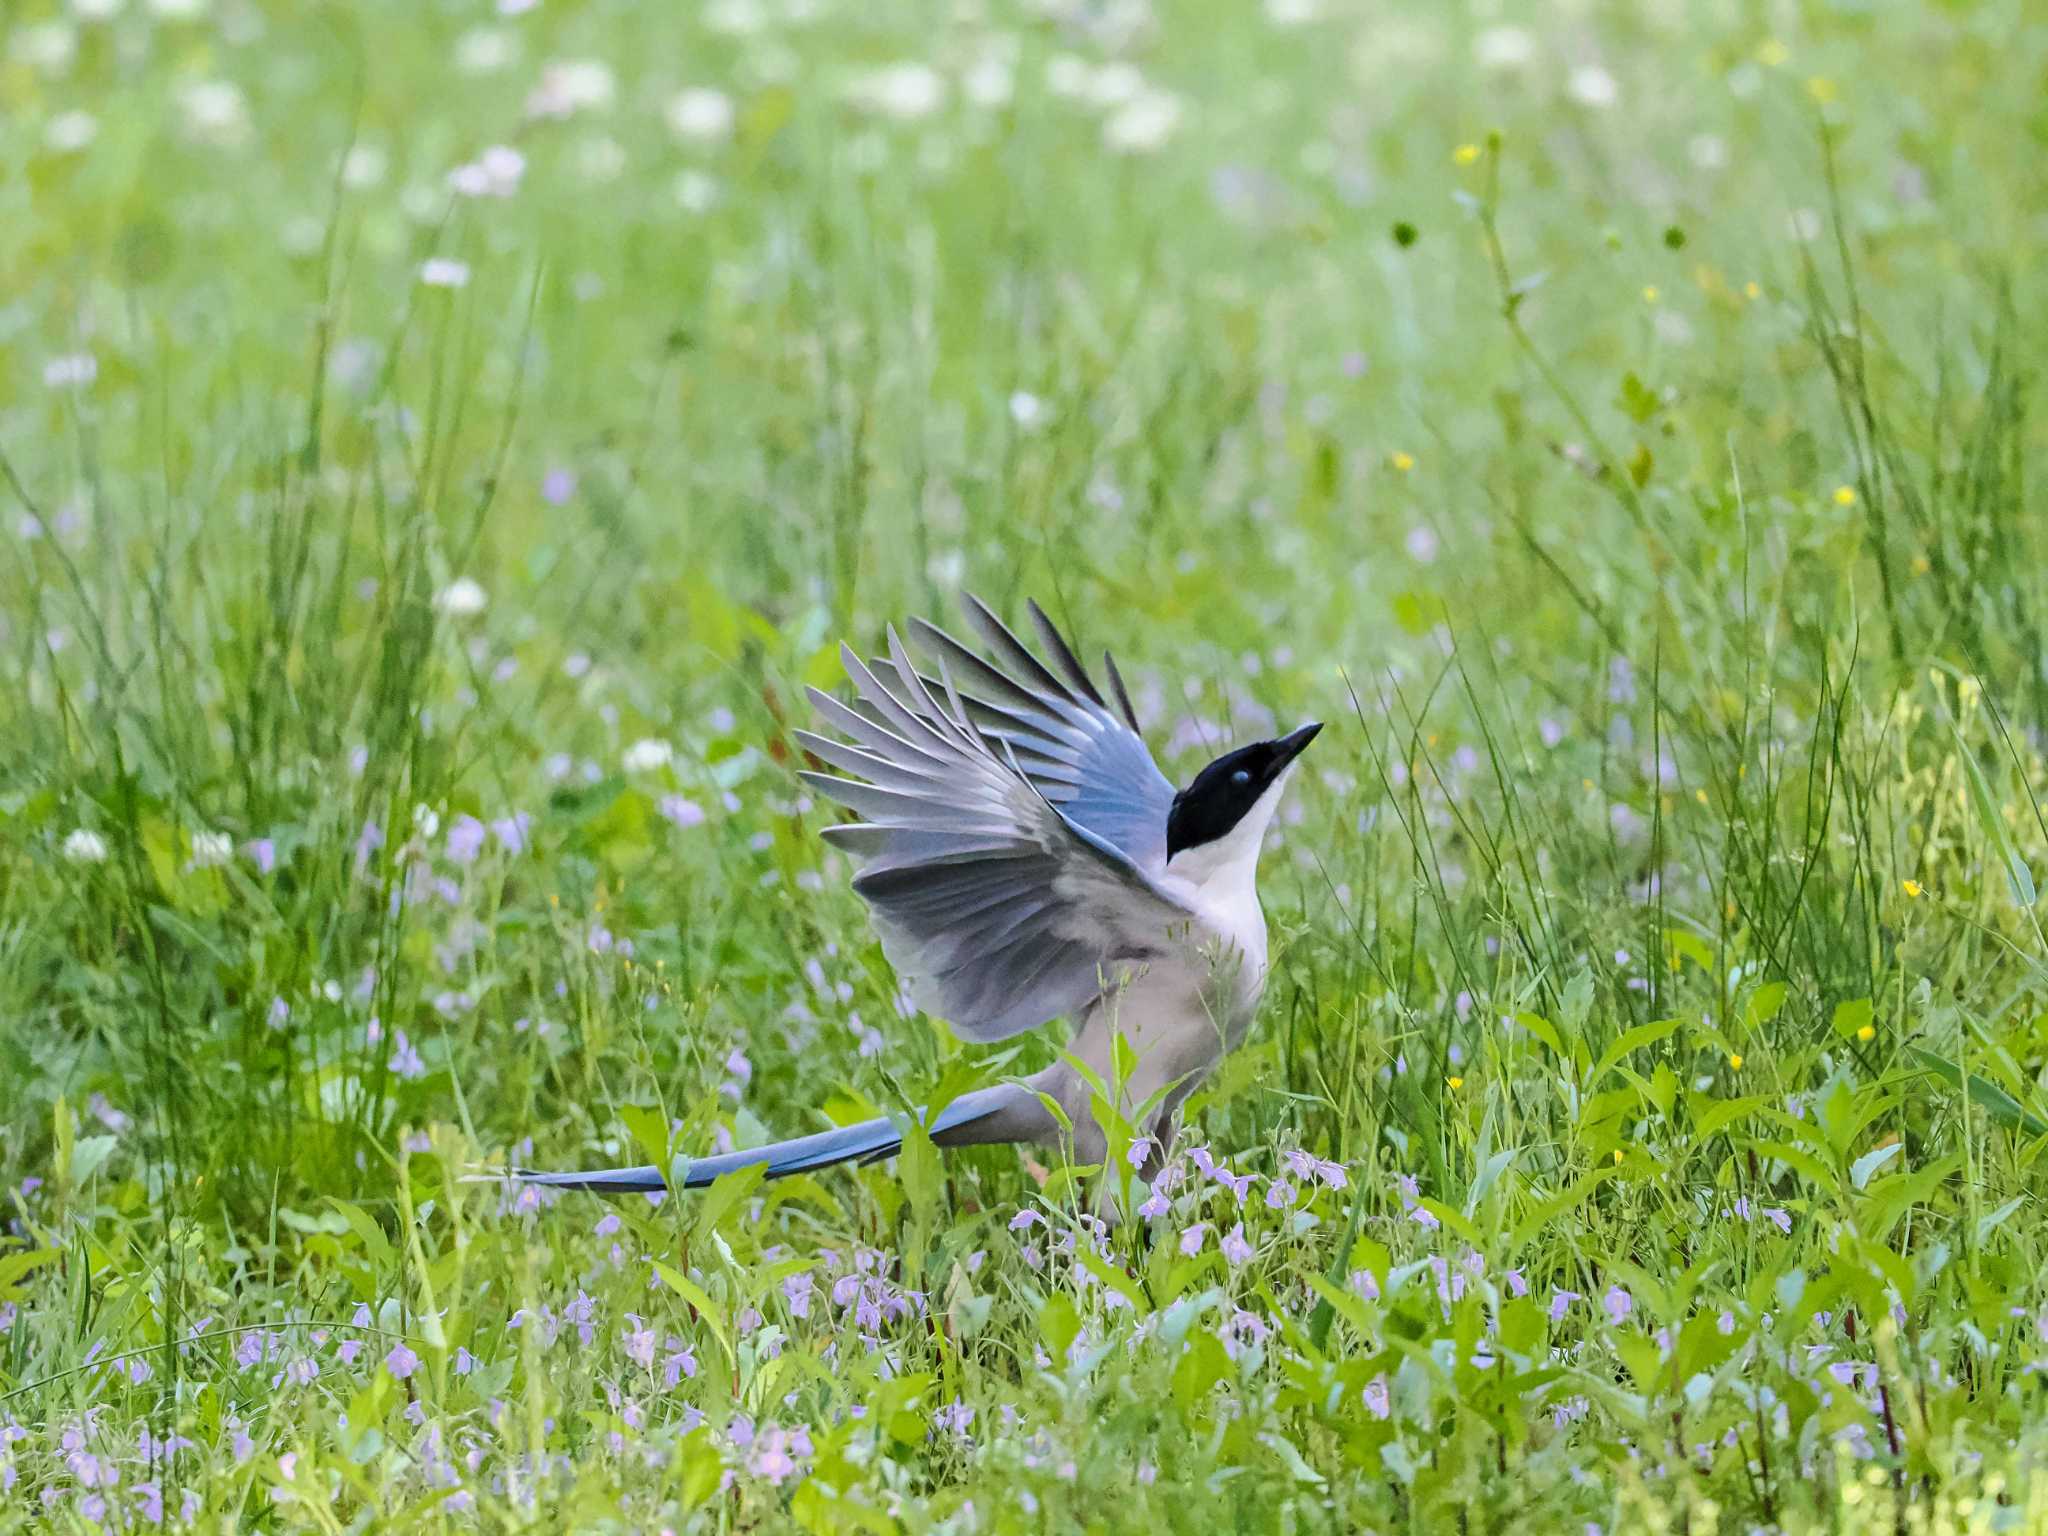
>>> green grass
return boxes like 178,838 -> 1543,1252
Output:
4,0 -> 2048,1529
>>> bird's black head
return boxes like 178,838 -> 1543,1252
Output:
1165,721 -> 1322,860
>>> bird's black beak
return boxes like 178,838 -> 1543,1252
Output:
1272,721 -> 1323,771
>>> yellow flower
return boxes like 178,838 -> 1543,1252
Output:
1447,1075 -> 1464,1091
1911,555 -> 1931,575
1856,1023 -> 1876,1043
1833,484 -> 1857,507
1612,1149 -> 1625,1165
1757,37 -> 1790,67
1642,285 -> 1660,304
1390,451 -> 1415,473
1806,76 -> 1837,104
1902,879 -> 1923,898
1744,281 -> 1762,301
1695,788 -> 1709,804
1728,1053 -> 1743,1071
1453,143 -> 1481,166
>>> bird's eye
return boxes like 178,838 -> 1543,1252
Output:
1231,769 -> 1251,787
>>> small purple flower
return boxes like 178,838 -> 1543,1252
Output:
1264,1178 -> 1295,1209
541,467 -> 578,505
1178,1223 -> 1208,1257
1763,1207 -> 1792,1235
353,819 -> 384,875
1137,1181 -> 1170,1219
1220,1224 -> 1254,1265
390,1030 -> 426,1081
783,1271 -> 814,1319
1505,1268 -> 1529,1298
933,1397 -> 975,1437
491,812 -> 531,853
1602,1285 -> 1633,1326
454,1347 -> 477,1375
385,1342 -> 419,1380
1549,1290 -> 1581,1323
244,837 -> 277,874
1008,1209 -> 1042,1232
659,795 -> 706,829
445,815 -> 486,865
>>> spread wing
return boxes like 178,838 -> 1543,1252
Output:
861,594 -> 1178,875
796,615 -> 1193,1043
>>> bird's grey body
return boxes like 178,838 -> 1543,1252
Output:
516,596 -> 1317,1193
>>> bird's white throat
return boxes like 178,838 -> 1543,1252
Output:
1162,767 -> 1293,907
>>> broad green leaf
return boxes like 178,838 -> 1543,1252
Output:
1591,1018 -> 1682,1086
1910,1047 -> 2048,1138
1850,1141 -> 1902,1190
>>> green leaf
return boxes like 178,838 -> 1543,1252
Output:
1513,1011 -> 1564,1056
1038,1292 -> 1080,1363
1909,1047 -> 2048,1138
620,1104 -> 671,1174
653,1260 -> 734,1368
323,1198 -> 397,1270
1689,1095 -> 1768,1144
1742,981 -> 1788,1032
1590,1018 -> 1682,1086
691,1162 -> 767,1246
1850,1141 -> 1902,1190
1831,998 -> 1875,1040
1951,716 -> 2037,908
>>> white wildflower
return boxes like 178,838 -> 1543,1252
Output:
455,27 -> 518,75
433,577 -> 487,616
622,739 -> 674,773
1473,26 -> 1536,71
179,80 -> 250,145
419,258 -> 471,289
675,169 -> 721,213
848,62 -> 945,121
1008,391 -> 1047,431
189,830 -> 234,868
667,88 -> 736,144
45,110 -> 98,152
43,354 -> 97,389
526,59 -> 615,119
1566,65 -> 1618,108
63,829 -> 108,865
1103,90 -> 1181,154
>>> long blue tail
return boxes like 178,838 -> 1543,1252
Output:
512,1083 -> 1031,1194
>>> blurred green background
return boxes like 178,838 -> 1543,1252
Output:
3,0 -> 2047,1529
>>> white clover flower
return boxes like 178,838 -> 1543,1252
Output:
848,62 -> 945,121
1473,26 -> 1536,71
433,577 -> 487,616
73,0 -> 124,20
179,80 -> 250,145
189,830 -> 233,868
454,27 -> 519,75
675,169 -> 721,214
63,829 -> 108,865
1103,90 -> 1181,154
419,257 -> 471,289
666,88 -> 736,144
1045,54 -> 1091,97
623,739 -> 674,773
1008,391 -> 1047,431
43,354 -> 97,389
45,110 -> 98,152
526,59 -> 615,119
1085,62 -> 1145,108
13,23 -> 77,71
1566,65 -> 1618,108
963,53 -> 1014,108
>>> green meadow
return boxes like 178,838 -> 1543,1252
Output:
4,0 -> 2048,1529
